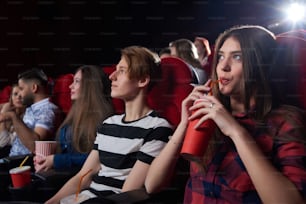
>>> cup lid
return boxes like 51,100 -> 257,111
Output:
9,166 -> 31,174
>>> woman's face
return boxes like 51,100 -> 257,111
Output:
11,86 -> 23,108
216,37 -> 243,97
169,46 -> 177,57
194,39 -> 205,55
69,70 -> 82,100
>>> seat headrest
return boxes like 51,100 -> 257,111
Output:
0,85 -> 12,104
160,57 -> 193,84
52,74 -> 74,114
148,56 -> 193,127
275,34 -> 306,109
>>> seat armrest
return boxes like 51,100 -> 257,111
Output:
1,154 -> 34,171
34,168 -> 79,188
106,188 -> 150,203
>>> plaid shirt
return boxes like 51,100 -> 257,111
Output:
184,106 -> 306,204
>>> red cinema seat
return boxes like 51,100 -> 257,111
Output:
275,33 -> 306,109
52,74 -> 74,115
203,45 -> 215,78
276,29 -> 306,41
148,56 -> 193,128
0,85 -> 12,104
102,65 -> 125,114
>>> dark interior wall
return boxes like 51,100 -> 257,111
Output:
0,0 -> 292,88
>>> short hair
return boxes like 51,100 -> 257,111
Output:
18,68 -> 48,87
121,46 -> 161,91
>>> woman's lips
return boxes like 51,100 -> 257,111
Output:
220,78 -> 230,85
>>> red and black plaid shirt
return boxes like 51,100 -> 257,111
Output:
184,106 -> 306,204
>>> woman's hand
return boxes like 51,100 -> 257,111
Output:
188,94 -> 242,138
1,102 -> 15,113
34,154 -> 54,172
0,111 -> 15,123
180,80 -> 212,126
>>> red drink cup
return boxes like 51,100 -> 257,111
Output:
9,166 -> 31,188
180,100 -> 216,162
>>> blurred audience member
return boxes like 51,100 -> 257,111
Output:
169,38 -> 207,85
0,84 -> 25,158
0,68 -> 61,157
34,65 -> 114,172
159,47 -> 171,59
194,36 -> 211,67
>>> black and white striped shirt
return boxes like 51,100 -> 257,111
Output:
88,110 -> 173,194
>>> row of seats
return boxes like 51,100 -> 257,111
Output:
0,56 -> 194,128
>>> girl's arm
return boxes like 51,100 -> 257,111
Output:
145,82 -> 212,193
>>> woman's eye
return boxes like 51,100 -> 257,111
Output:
217,54 -> 224,61
233,54 -> 242,61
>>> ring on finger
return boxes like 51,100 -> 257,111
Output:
209,103 -> 215,109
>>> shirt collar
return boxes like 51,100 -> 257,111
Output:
29,98 -> 50,110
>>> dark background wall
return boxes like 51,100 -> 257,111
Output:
0,0 -> 300,88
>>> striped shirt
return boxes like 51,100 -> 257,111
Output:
88,110 -> 173,195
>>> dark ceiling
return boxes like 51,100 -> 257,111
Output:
0,0 -> 304,87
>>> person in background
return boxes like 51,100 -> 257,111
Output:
194,36 -> 211,68
0,84 -> 25,158
45,46 -> 173,204
34,65 -> 114,172
159,47 -> 171,59
169,38 -> 208,85
145,25 -> 306,203
0,68 -> 61,156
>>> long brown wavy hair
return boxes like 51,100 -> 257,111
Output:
56,65 -> 114,153
201,25 -> 281,170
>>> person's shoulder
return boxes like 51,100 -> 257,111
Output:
100,113 -> 124,126
267,105 -> 306,130
43,98 -> 60,110
148,110 -> 174,129
269,105 -> 305,118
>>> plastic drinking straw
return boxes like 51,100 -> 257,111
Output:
75,169 -> 93,201
209,79 -> 220,95
19,155 -> 29,168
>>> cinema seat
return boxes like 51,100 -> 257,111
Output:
51,73 -> 74,116
275,33 -> 306,109
102,65 -> 125,114
276,29 -> 306,41
0,85 -> 12,104
148,56 -> 193,127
